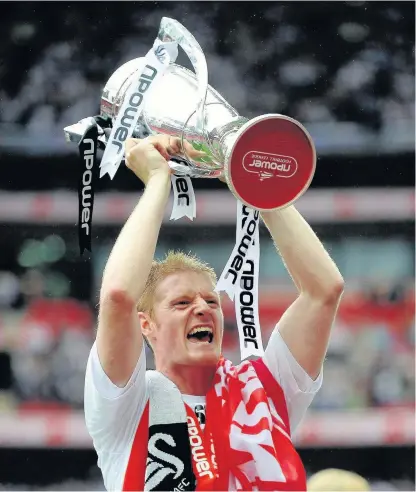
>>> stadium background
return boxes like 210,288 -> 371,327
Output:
0,1 -> 414,490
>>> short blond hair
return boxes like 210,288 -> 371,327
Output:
137,250 -> 217,314
307,469 -> 371,491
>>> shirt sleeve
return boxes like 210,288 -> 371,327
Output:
83,341 -> 148,487
262,327 -> 323,434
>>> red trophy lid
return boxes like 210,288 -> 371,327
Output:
226,114 -> 316,211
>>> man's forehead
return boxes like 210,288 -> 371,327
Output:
155,271 -> 216,299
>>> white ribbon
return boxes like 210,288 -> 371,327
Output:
99,39 -> 178,180
216,201 -> 264,359
170,174 -> 196,221
215,203 -> 259,300
234,203 -> 264,359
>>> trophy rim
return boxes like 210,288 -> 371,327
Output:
224,113 -> 317,212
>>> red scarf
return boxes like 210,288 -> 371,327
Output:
123,357 -> 306,491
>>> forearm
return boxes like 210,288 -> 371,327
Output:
101,173 -> 171,301
261,205 -> 344,299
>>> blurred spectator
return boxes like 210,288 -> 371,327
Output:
307,468 -> 370,491
0,272 -> 20,307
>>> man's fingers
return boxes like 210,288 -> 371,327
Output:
125,138 -> 141,154
183,140 -> 206,159
125,135 -> 206,161
146,135 -> 207,159
171,138 -> 206,158
152,142 -> 170,161
166,136 -> 182,155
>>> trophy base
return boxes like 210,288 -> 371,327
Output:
225,114 -> 316,211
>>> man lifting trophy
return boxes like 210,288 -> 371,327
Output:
70,17 -> 344,492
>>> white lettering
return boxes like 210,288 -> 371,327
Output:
173,477 -> 190,491
82,170 -> 92,187
187,414 -> 214,477
81,207 -> 90,223
249,159 -> 290,171
81,222 -> 89,235
192,445 -> 206,462
189,434 -> 202,447
188,425 -> 198,436
200,470 -> 215,479
196,460 -> 209,472
84,154 -> 94,170
81,185 -> 91,208
83,138 -> 94,154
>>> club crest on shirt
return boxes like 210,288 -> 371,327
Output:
145,423 -> 196,491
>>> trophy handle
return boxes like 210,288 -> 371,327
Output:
158,17 -> 210,158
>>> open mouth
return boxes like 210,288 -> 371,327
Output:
187,327 -> 214,344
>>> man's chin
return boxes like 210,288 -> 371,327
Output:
186,344 -> 221,366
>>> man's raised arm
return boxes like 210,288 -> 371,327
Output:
96,136 -> 176,387
261,206 -> 344,379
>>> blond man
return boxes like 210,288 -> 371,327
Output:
84,135 -> 344,491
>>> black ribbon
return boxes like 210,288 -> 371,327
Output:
78,123 -> 98,255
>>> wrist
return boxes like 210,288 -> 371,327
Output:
261,204 -> 295,219
146,170 -> 171,187
145,171 -> 171,198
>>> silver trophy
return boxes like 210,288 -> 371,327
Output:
64,17 -> 316,210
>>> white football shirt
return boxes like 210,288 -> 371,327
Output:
84,328 -> 322,491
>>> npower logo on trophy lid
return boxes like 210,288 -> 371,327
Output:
242,151 -> 298,181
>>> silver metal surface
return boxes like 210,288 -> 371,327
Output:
64,17 -> 250,179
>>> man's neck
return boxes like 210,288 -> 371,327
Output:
157,364 -> 216,396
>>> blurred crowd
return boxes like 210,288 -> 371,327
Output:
0,2 -> 414,155
0,246 -> 413,413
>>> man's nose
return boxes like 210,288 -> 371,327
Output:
194,297 -> 210,316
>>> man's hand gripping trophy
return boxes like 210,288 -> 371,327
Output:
125,136 -> 206,186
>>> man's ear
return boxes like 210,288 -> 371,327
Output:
138,311 -> 155,341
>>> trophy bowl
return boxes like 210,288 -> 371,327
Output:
64,17 -> 316,211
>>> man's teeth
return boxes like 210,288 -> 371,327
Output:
187,327 -> 214,343
188,327 -> 213,336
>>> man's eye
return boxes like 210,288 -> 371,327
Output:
176,300 -> 190,305
207,300 -> 218,305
